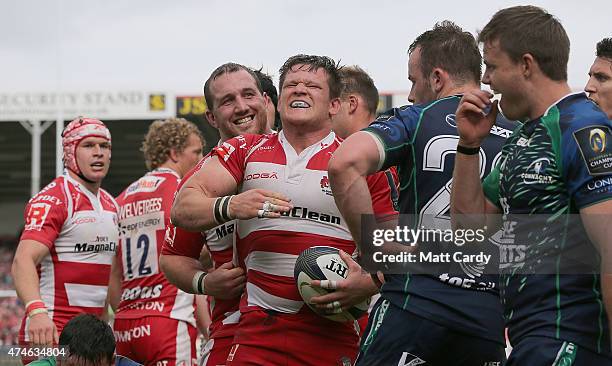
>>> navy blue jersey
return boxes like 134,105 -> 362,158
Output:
364,95 -> 517,344
483,92 -> 612,356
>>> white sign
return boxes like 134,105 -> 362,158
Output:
0,91 -> 175,121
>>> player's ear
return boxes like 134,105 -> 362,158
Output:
431,68 -> 445,94
329,97 -> 341,117
262,92 -> 272,108
348,95 -> 359,115
521,53 -> 535,79
205,110 -> 218,129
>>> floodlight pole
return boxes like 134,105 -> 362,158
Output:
56,116 -> 63,176
19,120 -> 54,196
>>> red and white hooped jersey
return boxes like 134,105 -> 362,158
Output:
211,131 -> 397,316
162,157 -> 240,339
19,174 -> 119,336
115,168 -> 196,326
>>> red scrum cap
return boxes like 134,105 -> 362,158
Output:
62,117 -> 111,176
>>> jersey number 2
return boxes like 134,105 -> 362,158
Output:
420,135 -> 501,229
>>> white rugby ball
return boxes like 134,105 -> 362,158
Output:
294,246 -> 369,322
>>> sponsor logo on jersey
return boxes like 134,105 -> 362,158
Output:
121,284 -> 163,301
119,198 -> 163,220
31,194 -> 62,205
25,203 -> 51,231
72,216 -> 97,225
438,272 -> 496,291
124,176 -> 165,197
320,175 -> 332,196
120,217 -> 162,235
244,172 -> 278,181
397,352 -> 425,366
574,125 -> 612,176
445,113 -> 457,128
74,241 -> 117,253
587,177 -> 612,193
123,301 -> 165,312
280,206 -> 341,224
114,325 -> 151,342
516,137 -> 531,146
215,222 -> 235,240
521,157 -> 553,184
489,125 -> 512,139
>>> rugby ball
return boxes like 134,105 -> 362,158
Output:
294,246 -> 369,322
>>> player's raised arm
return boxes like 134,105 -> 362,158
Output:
328,131 -> 382,248
450,90 -> 502,230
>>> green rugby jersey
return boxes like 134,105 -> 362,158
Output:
483,92 -> 612,355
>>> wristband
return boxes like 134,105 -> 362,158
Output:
25,299 -> 45,311
25,300 -> 46,315
28,308 -> 48,318
192,271 -> 208,295
25,299 -> 45,309
213,195 -> 235,224
456,144 -> 480,155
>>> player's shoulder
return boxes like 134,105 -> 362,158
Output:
225,133 -> 276,147
369,95 -> 461,132
555,92 -> 610,131
99,187 -> 119,212
25,177 -> 68,219
28,176 -> 67,205
371,103 -> 424,126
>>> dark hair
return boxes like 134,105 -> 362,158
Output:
254,69 -> 281,129
338,66 -> 379,116
278,54 -> 342,99
408,20 -> 481,84
203,63 -> 263,110
478,5 -> 569,81
596,38 -> 612,60
59,314 -> 115,364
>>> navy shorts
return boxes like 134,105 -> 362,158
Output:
506,336 -> 612,365
356,298 -> 506,366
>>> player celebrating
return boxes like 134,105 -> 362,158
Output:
170,55 -> 397,365
451,6 -> 612,365
328,22 -> 515,365
160,63 -> 271,365
12,117 -> 118,358
108,118 -> 203,366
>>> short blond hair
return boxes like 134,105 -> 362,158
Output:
142,118 -> 204,170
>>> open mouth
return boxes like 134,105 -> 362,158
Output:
90,162 -> 105,169
290,100 -> 311,108
234,115 -> 254,125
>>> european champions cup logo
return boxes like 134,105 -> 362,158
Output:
589,128 -> 606,153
